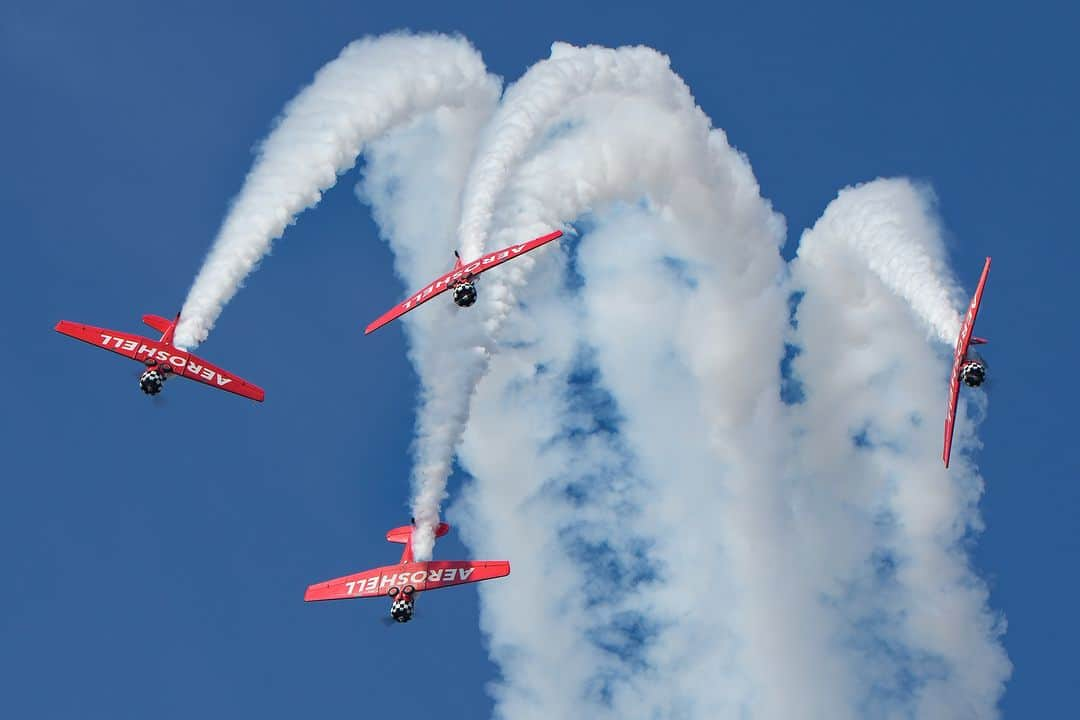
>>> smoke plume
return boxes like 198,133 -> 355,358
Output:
176,32 -> 1009,718
175,33 -> 498,349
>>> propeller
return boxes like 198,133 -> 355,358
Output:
378,609 -> 418,626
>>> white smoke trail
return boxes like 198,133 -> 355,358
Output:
357,100 -> 499,561
399,43 -> 712,560
174,33 -> 498,349
456,42 -> 697,260
797,178 -> 965,345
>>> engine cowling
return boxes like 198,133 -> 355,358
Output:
139,368 -> 166,395
390,597 -> 414,623
452,281 -> 477,308
959,360 -> 986,388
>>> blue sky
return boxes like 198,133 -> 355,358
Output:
2,1 -> 1077,717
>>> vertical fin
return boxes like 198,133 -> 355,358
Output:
159,312 -> 180,347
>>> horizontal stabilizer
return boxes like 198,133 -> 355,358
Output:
142,314 -> 173,335
386,522 -> 450,544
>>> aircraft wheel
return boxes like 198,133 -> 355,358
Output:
402,585 -> 415,596
387,587 -> 399,598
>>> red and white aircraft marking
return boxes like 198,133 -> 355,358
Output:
364,230 -> 563,335
54,313 -> 265,402
943,257 -> 991,468
304,521 -> 510,623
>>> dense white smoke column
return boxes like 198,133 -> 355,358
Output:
452,86 -> 826,715
803,178 -> 965,345
456,111 -> 1006,715
358,100 -> 500,561
174,33 -> 497,349
790,178 -> 1010,717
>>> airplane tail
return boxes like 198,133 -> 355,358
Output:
142,312 -> 180,346
453,251 -> 463,270
386,522 -> 451,544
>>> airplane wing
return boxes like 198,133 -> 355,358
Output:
304,560 -> 510,601
178,351 -> 265,402
416,560 -> 511,592
55,321 -> 149,361
942,257 -> 991,467
943,360 -> 962,468
305,564 -> 400,601
55,320 -> 265,402
364,230 -> 563,334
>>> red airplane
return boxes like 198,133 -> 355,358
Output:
304,521 -> 510,623
943,257 -> 991,467
364,230 -> 563,334
54,313 -> 265,402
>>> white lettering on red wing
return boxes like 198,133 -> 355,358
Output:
410,571 -> 426,584
121,339 -> 137,351
443,569 -> 457,582
379,575 -> 395,589
427,569 -> 442,582
364,576 -> 378,593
